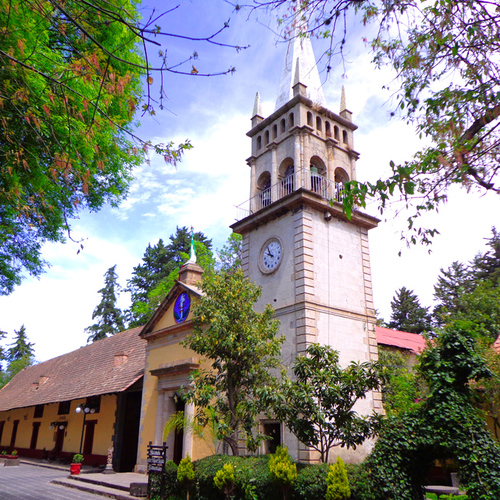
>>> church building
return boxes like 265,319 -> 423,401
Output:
135,22 -> 382,469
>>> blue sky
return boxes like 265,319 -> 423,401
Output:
1,0 -> 498,362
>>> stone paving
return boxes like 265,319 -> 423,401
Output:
0,462 -> 106,500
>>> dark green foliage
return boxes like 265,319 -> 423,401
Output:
433,262 -> 474,325
127,230 -> 211,327
269,343 -> 382,463
388,287 -> 432,333
127,228 -> 212,326
7,324 -> 34,362
164,461 -> 183,500
194,455 -> 280,500
345,464 -> 372,500
291,463 -> 328,500
154,456 -> 370,500
448,280 -> 500,344
472,228 -> 500,284
85,265 -> 125,343
363,322 -> 500,500
378,347 -> 427,416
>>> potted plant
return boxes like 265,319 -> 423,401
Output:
3,450 -> 20,466
70,454 -> 84,475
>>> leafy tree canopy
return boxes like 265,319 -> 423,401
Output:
246,0 -> 500,246
269,343 -> 383,463
0,0 -> 240,295
184,267 -> 283,457
85,264 -> 125,342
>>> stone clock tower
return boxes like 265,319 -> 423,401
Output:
231,26 -> 382,463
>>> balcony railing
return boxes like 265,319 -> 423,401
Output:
235,168 -> 346,221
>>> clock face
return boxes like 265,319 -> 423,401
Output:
260,238 -> 283,273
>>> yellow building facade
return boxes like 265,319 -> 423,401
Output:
136,262 -> 214,473
0,327 -> 144,471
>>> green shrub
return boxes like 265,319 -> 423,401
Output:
195,455 -> 280,500
269,446 -> 297,500
214,463 -> 236,499
291,463 -> 328,500
178,455 -> 195,499
345,464 -> 372,500
269,446 -> 297,486
326,457 -> 350,500
164,460 -> 183,500
178,455 -> 195,484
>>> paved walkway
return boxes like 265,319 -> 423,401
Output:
0,460 -> 148,500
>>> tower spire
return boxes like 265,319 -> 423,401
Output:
252,92 -> 263,118
340,85 -> 346,113
274,5 -> 326,111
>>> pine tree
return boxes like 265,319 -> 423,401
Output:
85,265 -> 125,343
388,287 -> 432,334
433,261 -> 475,325
472,228 -> 500,284
0,330 -> 6,370
7,325 -> 35,362
127,227 -> 212,326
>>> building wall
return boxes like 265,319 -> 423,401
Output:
0,395 -> 117,464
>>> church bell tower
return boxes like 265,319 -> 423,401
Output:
231,23 -> 382,463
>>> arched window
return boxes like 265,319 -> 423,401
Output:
288,113 -> 294,129
310,156 -> 327,195
334,167 -> 350,202
334,126 -> 339,141
316,116 -> 322,132
272,124 -> 278,140
257,171 -> 272,208
280,119 -> 286,134
279,159 -> 294,196
307,112 -> 313,127
325,121 -> 331,137
256,136 -> 262,150
342,130 -> 348,144
264,130 -> 270,146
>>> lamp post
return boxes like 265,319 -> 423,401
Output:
75,404 -> 96,455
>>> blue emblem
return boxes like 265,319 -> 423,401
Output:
174,292 -> 191,323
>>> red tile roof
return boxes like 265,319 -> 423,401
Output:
0,327 -> 145,412
376,326 -> 426,354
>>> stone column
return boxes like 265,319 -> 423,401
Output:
182,402 -> 195,458
270,146 -> 278,202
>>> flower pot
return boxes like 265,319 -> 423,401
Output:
70,463 -> 82,475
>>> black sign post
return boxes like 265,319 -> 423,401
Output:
147,441 -> 168,499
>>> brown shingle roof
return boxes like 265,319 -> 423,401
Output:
0,326 -> 145,412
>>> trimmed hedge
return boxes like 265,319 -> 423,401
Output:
161,455 -> 370,500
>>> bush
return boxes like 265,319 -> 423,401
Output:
164,460 -> 183,500
326,457 -> 350,500
345,464 -> 372,500
292,463 -> 328,500
214,463 -> 236,499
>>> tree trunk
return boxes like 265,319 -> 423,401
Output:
225,435 -> 239,457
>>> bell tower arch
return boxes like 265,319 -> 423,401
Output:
231,21 -> 381,464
